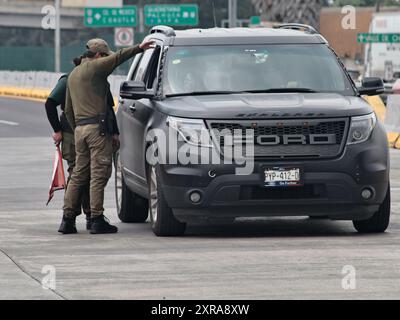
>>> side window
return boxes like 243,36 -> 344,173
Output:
144,46 -> 161,89
128,53 -> 143,80
133,49 -> 154,82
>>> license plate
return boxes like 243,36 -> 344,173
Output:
264,167 -> 301,187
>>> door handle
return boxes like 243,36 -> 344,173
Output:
128,104 -> 136,113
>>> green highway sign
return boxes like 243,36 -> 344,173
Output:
357,33 -> 400,43
84,6 -> 137,28
144,4 -> 199,26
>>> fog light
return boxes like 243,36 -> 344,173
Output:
361,188 -> 373,200
189,191 -> 202,203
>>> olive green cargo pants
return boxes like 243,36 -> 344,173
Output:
61,132 -> 91,216
63,124 -> 113,218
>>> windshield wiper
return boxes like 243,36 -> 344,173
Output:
246,88 -> 318,93
166,90 -> 245,97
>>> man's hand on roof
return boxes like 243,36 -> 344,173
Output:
139,40 -> 156,51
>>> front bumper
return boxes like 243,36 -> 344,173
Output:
158,123 -> 389,222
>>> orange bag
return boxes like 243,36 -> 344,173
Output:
46,144 -> 67,205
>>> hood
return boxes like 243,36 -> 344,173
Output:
156,93 -> 373,119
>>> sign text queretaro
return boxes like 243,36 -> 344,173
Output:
144,4 -> 199,26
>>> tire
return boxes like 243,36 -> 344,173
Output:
114,152 -> 148,223
148,165 -> 186,236
353,183 -> 391,233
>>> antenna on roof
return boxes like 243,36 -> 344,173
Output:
210,0 -> 217,28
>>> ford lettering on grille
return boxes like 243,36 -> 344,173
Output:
208,119 -> 349,159
256,134 -> 336,145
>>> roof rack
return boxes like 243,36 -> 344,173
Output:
273,23 -> 319,34
150,25 -> 176,37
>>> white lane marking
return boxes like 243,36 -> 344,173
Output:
0,120 -> 19,126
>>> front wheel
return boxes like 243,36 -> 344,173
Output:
148,165 -> 186,236
114,152 -> 148,223
353,183 -> 391,233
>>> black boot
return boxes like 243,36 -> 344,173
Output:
85,214 -> 92,230
58,216 -> 77,234
90,215 -> 118,234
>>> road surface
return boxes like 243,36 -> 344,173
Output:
0,96 -> 399,299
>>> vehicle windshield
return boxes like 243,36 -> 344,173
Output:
163,44 -> 355,96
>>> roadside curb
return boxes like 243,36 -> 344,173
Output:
0,86 -> 49,101
0,86 -> 118,109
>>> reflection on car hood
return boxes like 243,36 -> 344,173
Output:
156,93 -> 373,119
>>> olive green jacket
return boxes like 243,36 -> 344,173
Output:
65,45 -> 143,130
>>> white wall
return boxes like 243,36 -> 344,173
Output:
0,71 -> 126,98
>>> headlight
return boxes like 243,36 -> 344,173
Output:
347,113 -> 377,145
167,116 -> 214,148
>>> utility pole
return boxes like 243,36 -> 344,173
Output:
138,0 -> 144,34
228,0 -> 237,28
375,0 -> 382,12
55,0 -> 60,72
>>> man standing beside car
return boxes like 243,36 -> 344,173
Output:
51,54 -> 120,234
60,38 -> 154,234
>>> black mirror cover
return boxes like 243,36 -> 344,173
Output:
120,80 -> 146,92
358,77 -> 384,96
362,77 -> 384,88
120,81 -> 154,100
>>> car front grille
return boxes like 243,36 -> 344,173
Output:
207,118 -> 349,159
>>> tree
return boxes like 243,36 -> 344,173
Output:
251,0 -> 323,28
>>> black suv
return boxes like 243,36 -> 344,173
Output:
115,24 -> 390,236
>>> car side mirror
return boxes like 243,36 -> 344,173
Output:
120,80 -> 155,100
357,77 -> 384,96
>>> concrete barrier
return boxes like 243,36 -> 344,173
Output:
0,70 -> 124,103
393,79 -> 400,95
385,95 -> 400,149
363,94 -> 400,149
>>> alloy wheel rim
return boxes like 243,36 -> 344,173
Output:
150,166 -> 158,223
116,157 -> 123,212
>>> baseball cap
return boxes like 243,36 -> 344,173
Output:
86,38 -> 115,56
